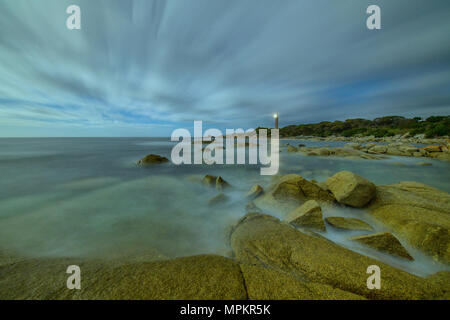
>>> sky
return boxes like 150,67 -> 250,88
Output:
0,0 -> 449,137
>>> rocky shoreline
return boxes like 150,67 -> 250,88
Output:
1,166 -> 449,300
284,136 -> 450,162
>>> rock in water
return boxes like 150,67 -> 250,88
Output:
254,174 -> 335,213
202,174 -> 217,187
368,181 -> 450,264
417,162 -> 432,166
349,232 -> 414,260
245,201 -> 263,213
325,171 -> 376,207
345,143 -> 361,149
216,176 -> 231,190
423,145 -> 442,152
285,200 -> 325,231
436,153 -> 450,161
230,213 -> 442,299
137,154 -> 169,166
287,145 -> 298,152
325,217 -> 373,231
368,145 -> 387,154
202,175 -> 231,190
245,185 -> 264,199
208,193 -> 229,206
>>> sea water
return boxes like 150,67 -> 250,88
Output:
0,138 -> 448,276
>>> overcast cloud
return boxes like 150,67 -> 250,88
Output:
0,0 -> 449,136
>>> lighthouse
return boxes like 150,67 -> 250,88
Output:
273,113 -> 279,129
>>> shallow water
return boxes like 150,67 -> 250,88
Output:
0,138 -> 448,276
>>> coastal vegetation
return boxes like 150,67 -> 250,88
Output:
277,115 -> 450,138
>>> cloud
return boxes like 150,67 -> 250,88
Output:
0,0 -> 449,136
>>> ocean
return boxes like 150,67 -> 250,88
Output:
0,138 -> 449,276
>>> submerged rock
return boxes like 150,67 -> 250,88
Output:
435,153 -> 450,161
245,201 -> 263,213
325,217 -> 373,231
137,154 -> 169,166
208,193 -> 229,206
230,213 -> 442,299
285,200 -> 325,231
326,171 -> 376,208
367,181 -> 450,264
349,232 -> 414,260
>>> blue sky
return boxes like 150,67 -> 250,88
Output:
0,0 -> 449,137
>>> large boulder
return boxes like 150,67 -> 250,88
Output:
325,171 -> 376,208
367,181 -> 450,263
285,200 -> 325,231
240,264 -> 364,300
137,154 -> 169,166
426,271 -> 450,300
325,217 -> 373,231
254,174 -> 335,213
0,255 -> 248,299
349,232 -> 414,260
230,213 -> 443,299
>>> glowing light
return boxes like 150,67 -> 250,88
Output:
273,113 -> 278,118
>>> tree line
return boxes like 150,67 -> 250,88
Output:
257,116 -> 449,138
